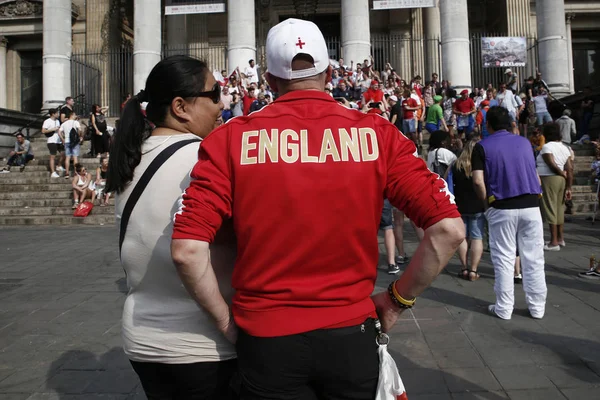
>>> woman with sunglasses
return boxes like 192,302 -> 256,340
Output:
105,55 -> 236,399
71,163 -> 96,209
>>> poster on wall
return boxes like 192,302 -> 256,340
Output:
372,0 -> 436,10
481,37 -> 527,68
165,0 -> 225,15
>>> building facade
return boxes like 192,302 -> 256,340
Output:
0,0 -> 598,116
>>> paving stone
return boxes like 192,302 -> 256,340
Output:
442,367 -> 502,393
477,346 -> 536,368
560,387 -> 600,400
432,347 -> 486,369
491,365 -> 555,390
539,365 -> 600,388
424,331 -> 474,350
0,368 -> 51,393
43,370 -> 100,394
83,369 -> 140,394
450,392 -> 509,400
504,388 -> 567,400
399,369 -> 449,395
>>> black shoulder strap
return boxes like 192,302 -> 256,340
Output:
435,148 -> 440,164
119,138 -> 200,256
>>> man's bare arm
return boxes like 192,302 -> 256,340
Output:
473,170 -> 487,203
171,239 -> 237,342
373,217 -> 464,331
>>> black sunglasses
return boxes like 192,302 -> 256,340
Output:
194,83 -> 221,104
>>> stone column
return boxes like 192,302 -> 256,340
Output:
566,14 -> 575,94
440,0 -> 471,91
341,0 -> 371,66
228,0 -> 256,73
0,37 -> 7,109
167,15 -> 187,49
42,0 -> 72,110
536,0 -> 570,97
133,0 -> 162,93
423,0 -> 441,79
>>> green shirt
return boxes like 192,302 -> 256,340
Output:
426,104 -> 443,124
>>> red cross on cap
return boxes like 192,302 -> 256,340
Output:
295,37 -> 306,49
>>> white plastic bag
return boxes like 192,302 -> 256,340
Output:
375,341 -> 408,400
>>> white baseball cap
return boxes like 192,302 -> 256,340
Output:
389,95 -> 398,102
266,18 -> 330,80
504,68 -> 512,74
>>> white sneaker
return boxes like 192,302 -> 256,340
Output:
544,244 -> 560,251
487,305 -> 511,320
50,172 -> 60,178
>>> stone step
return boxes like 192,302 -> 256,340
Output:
572,201 -> 597,214
0,171 -> 57,178
0,191 -> 72,200
0,205 -> 114,216
0,214 -> 115,226
20,157 -> 102,166
0,177 -> 81,185
572,185 -> 595,193
572,193 -> 599,202
0,183 -> 75,191
0,198 -> 114,207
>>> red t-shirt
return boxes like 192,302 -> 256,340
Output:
242,95 -> 254,115
454,97 -> 475,114
402,98 -> 418,120
172,91 -> 459,337
364,88 -> 384,104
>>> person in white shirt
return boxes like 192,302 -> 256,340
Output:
220,85 -> 233,122
536,123 -> 573,251
244,59 -> 259,85
496,83 -> 519,134
42,108 -> 63,178
58,113 -> 82,179
427,130 -> 457,172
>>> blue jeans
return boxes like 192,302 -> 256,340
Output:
402,119 -> 417,134
7,153 -> 34,166
536,111 -> 552,126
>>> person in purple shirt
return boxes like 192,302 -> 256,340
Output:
472,107 -> 547,321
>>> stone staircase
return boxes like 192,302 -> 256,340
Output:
0,136 -> 116,226
0,134 -> 598,226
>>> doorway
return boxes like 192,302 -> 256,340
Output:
20,51 -> 43,113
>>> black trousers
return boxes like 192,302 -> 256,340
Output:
130,358 -> 237,400
91,131 -> 110,155
236,318 -> 379,400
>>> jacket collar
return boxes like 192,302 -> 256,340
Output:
274,90 -> 337,104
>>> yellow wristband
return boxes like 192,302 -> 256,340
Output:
391,281 -> 416,307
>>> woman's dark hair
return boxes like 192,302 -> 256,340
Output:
75,163 -> 85,173
429,130 -> 450,150
106,55 -> 210,194
543,123 -> 562,142
91,104 -> 99,113
486,106 -> 512,131
446,88 -> 457,98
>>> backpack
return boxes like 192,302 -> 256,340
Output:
432,149 -> 448,177
69,125 -> 80,150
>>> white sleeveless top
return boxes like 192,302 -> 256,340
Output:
116,134 -> 236,363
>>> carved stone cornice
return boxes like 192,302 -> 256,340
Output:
0,0 -> 42,19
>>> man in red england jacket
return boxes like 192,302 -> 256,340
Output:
171,18 -> 464,400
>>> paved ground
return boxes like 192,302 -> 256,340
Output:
1,218 -> 599,400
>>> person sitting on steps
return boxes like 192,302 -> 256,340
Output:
72,163 -> 96,209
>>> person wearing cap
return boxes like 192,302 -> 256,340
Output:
171,18 -> 464,399
476,100 -> 491,138
425,95 -> 448,133
362,79 -> 388,111
505,68 -> 518,93
454,89 -> 476,137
